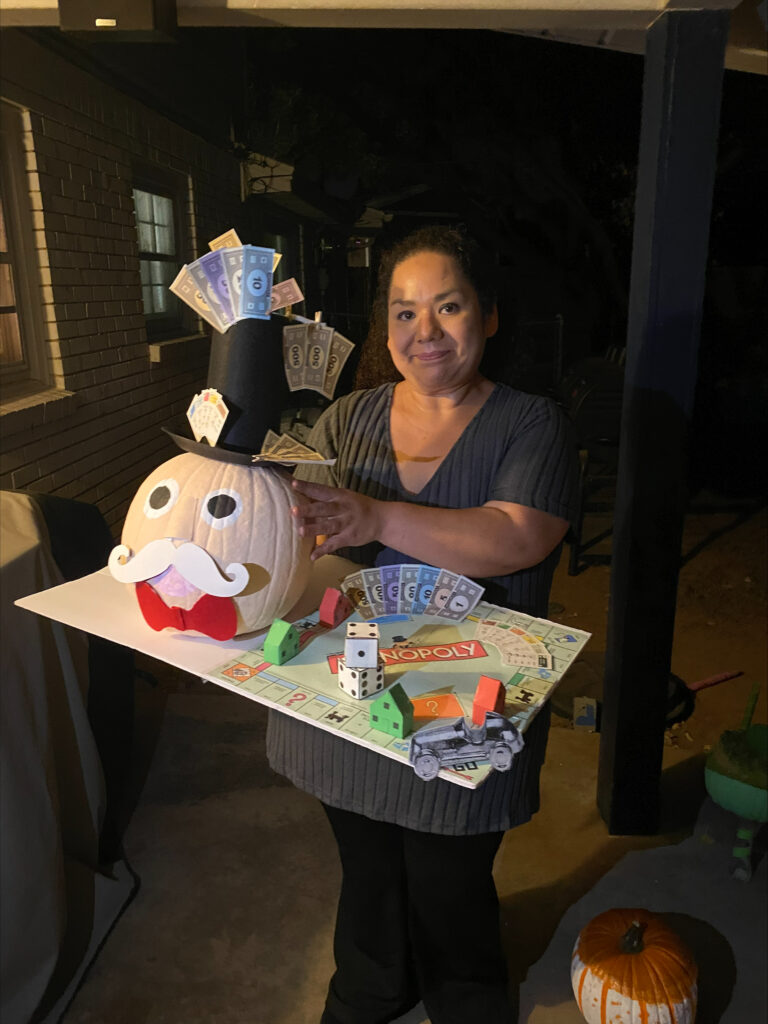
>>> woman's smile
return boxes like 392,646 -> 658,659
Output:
415,348 -> 449,361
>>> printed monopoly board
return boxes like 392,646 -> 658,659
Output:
208,601 -> 591,789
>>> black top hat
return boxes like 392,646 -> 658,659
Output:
165,315 -> 294,466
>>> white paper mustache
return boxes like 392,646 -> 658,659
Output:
108,538 -> 249,597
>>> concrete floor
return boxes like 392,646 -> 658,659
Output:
63,498 -> 767,1024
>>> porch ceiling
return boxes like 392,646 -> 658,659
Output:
1,1 -> 764,75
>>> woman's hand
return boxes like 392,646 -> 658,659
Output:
292,479 -> 569,575
291,478 -> 383,560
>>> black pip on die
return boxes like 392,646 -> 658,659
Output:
337,622 -> 385,699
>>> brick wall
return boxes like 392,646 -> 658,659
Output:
0,30 -> 242,535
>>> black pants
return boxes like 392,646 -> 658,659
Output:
320,804 -> 513,1024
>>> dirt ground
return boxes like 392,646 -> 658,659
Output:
549,491 -> 767,776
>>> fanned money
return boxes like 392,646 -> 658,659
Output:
221,247 -> 244,313
252,432 -> 336,467
304,323 -> 334,392
208,228 -> 242,251
424,568 -> 460,617
340,564 -> 484,623
169,230 -> 300,332
199,250 -> 236,324
170,265 -> 226,333
412,565 -> 439,615
381,564 -> 402,615
209,229 -> 282,274
322,331 -> 355,400
271,277 -> 304,313
282,322 -> 355,400
241,245 -> 274,319
341,571 -> 375,620
186,256 -> 234,330
283,323 -> 308,390
361,567 -> 387,618
399,564 -> 421,613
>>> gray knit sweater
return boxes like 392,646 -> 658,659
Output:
266,383 -> 579,834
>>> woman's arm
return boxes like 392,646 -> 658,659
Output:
291,478 -> 569,577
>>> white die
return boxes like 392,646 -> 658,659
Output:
344,621 -> 380,668
337,655 -> 385,700
346,622 -> 380,640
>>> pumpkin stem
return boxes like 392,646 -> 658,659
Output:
620,921 -> 647,954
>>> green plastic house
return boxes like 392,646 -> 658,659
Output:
369,683 -> 414,738
263,618 -> 300,666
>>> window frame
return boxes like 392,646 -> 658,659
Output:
0,99 -> 48,391
132,165 -> 191,341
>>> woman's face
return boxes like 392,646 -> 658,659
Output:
386,250 -> 497,394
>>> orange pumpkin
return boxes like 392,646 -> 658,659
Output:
571,908 -> 698,1024
114,452 -> 312,638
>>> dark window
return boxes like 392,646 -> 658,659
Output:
0,181 -> 22,371
132,173 -> 188,339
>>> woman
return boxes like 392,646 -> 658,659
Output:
267,226 -> 579,1024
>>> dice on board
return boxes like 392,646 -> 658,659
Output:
344,621 -> 380,668
337,654 -> 385,700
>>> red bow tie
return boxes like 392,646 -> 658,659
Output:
135,581 -> 237,641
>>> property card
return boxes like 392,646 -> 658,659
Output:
475,619 -> 504,646
240,245 -> 274,319
186,389 -> 229,446
499,630 -> 553,670
199,250 -> 236,325
473,622 -> 553,670
169,265 -> 226,332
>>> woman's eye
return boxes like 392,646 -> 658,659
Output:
144,478 -> 180,518
201,489 -> 242,530
396,310 -> 414,321
439,302 -> 459,314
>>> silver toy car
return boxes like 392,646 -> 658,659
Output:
409,711 -> 524,781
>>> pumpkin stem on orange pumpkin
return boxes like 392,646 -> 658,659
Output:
619,921 -> 647,954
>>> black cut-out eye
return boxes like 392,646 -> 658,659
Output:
201,489 -> 242,530
143,478 -> 179,519
208,494 -> 236,518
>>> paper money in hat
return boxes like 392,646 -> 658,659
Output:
165,317 -> 331,467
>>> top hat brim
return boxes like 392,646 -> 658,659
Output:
163,427 -> 259,466
163,428 -> 305,468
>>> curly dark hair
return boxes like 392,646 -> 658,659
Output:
354,225 -> 499,389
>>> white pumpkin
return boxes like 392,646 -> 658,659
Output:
114,452 -> 312,638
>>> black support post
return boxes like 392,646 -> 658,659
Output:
597,10 -> 729,834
